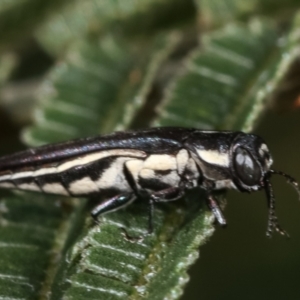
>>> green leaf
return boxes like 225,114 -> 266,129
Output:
0,32 -> 192,299
198,0 -> 300,27
0,53 -> 18,84
198,0 -> 258,26
0,0 -> 73,46
1,5 -> 300,299
35,0 -> 196,54
155,19 -> 298,133
35,19 -> 294,299
60,193 -> 214,300
0,192 -> 78,299
23,33 -> 180,146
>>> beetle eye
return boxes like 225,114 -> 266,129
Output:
234,147 -> 261,186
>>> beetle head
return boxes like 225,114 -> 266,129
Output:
231,132 -> 300,237
230,133 -> 272,192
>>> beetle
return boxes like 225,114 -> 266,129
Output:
0,127 -> 298,237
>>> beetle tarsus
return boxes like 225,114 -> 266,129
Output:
206,194 -> 227,227
148,198 -> 154,235
120,228 -> 146,243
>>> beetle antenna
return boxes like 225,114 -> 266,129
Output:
264,175 -> 289,238
270,170 -> 300,200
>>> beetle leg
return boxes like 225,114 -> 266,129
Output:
148,197 -> 154,234
150,186 -> 185,202
146,187 -> 185,234
91,192 -> 135,221
206,194 -> 227,226
119,198 -> 155,243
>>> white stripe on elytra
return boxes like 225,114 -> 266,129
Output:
17,183 -> 41,192
196,149 -> 229,167
68,177 -> 99,195
176,149 -> 189,175
143,154 -> 176,170
0,182 -> 15,189
0,149 -> 146,182
42,183 -> 69,196
96,157 -> 131,191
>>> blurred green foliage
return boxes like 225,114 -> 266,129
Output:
0,0 -> 299,299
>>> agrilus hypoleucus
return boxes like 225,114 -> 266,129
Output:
0,128 -> 298,237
